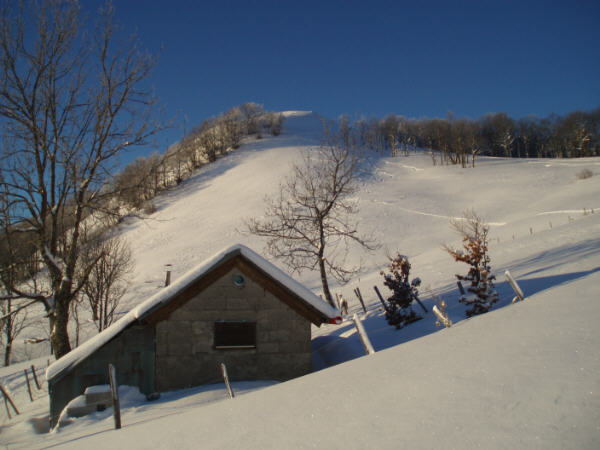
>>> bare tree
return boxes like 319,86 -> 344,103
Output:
338,114 -> 352,149
247,140 -> 376,308
240,102 -> 264,135
221,106 -> 244,148
0,1 -> 160,358
196,118 -> 223,163
381,114 -> 399,156
113,156 -> 160,208
0,293 -> 29,366
466,121 -> 482,167
81,235 -> 133,332
480,112 -> 514,157
69,295 -> 83,348
263,112 -> 284,136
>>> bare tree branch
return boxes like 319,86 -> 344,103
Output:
0,1 -> 161,358
247,136 -> 377,308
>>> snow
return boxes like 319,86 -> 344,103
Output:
84,385 -> 110,395
233,245 -> 340,319
1,110 -> 600,448
70,278 -> 599,448
4,275 -> 599,449
46,244 -> 340,382
125,243 -> 340,323
43,245 -> 63,274
536,208 -> 599,215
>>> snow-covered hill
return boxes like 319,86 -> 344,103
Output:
90,110 -> 600,320
1,111 -> 599,448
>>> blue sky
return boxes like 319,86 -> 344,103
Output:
93,0 -> 600,150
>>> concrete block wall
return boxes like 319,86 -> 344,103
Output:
155,267 -> 312,391
49,325 -> 155,425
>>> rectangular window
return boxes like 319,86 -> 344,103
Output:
214,321 -> 256,349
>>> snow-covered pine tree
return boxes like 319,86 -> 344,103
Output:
380,253 -> 422,329
445,210 -> 498,317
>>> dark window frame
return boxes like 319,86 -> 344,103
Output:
213,321 -> 257,350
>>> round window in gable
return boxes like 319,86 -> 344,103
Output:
233,274 -> 245,287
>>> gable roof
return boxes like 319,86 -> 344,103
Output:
46,244 -> 341,382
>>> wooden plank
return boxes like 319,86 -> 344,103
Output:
24,370 -> 33,402
413,294 -> 428,313
31,365 -> 41,390
352,313 -> 375,355
0,384 -> 19,415
334,293 -> 341,310
339,296 -> 348,315
373,286 -> 389,312
433,305 -> 452,328
220,363 -> 235,399
108,364 -> 121,429
505,270 -> 525,303
353,288 -> 367,313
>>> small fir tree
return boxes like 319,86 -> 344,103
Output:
380,253 -> 422,329
445,211 -> 498,317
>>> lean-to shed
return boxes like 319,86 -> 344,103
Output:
46,244 -> 341,426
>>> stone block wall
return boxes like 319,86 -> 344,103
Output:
155,267 -> 312,391
49,325 -> 155,425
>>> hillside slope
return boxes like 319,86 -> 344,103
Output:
45,270 -> 600,450
8,111 -> 599,362
1,111 -> 599,448
113,110 -> 600,320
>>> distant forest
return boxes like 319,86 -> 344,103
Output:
340,108 -> 600,167
113,105 -> 599,212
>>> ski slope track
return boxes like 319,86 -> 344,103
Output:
1,111 -> 599,449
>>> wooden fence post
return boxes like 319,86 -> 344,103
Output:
413,294 -> 428,313
24,370 -> 33,402
375,285 -> 427,314
30,365 -> 41,390
108,364 -> 121,429
164,263 -> 173,287
338,295 -> 348,315
353,287 -> 367,313
352,313 -> 375,355
433,305 -> 452,328
457,281 -> 465,295
505,270 -> 525,303
373,286 -> 389,312
220,363 -> 235,399
0,384 -> 19,417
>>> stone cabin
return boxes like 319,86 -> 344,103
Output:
46,244 -> 341,426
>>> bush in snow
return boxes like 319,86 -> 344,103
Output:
380,253 -> 422,329
445,210 -> 498,317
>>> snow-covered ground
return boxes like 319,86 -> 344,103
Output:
1,111 -> 599,448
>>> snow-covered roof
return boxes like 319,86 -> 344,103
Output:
46,244 -> 340,382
